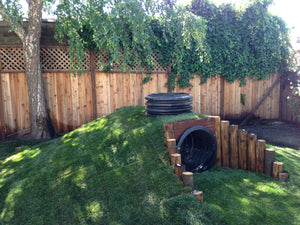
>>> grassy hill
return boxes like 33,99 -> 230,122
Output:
0,106 -> 299,224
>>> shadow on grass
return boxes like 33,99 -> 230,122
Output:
194,153 -> 300,225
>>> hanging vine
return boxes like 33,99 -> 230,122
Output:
55,0 -> 293,90
190,0 -> 292,85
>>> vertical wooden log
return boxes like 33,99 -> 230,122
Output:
279,171 -> 289,182
165,130 -> 174,139
255,139 -> 265,173
171,153 -> 181,165
272,161 -> 283,178
212,116 -> 222,166
247,133 -> 257,172
174,164 -> 185,180
182,172 -> 193,189
229,124 -> 239,169
167,138 -> 176,148
264,148 -> 275,176
163,123 -> 174,132
193,190 -> 203,203
168,146 -> 178,155
221,120 -> 230,167
238,129 -> 248,170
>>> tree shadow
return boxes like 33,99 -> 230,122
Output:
193,162 -> 300,225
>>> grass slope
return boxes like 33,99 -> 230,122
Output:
0,106 -> 299,224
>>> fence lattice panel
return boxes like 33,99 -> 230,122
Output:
40,47 -> 90,71
0,46 -> 166,73
0,47 -> 25,72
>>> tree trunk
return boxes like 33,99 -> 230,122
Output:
22,0 -> 55,140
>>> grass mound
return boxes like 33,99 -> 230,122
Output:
0,106 -> 299,224
0,106 -> 216,224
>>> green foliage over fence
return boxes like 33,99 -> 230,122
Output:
55,0 -> 292,89
191,0 -> 292,85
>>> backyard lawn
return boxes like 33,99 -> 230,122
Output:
0,106 -> 299,224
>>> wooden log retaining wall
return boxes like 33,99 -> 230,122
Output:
164,118 -> 288,203
164,117 -> 287,176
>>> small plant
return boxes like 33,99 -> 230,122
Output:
240,93 -> 246,105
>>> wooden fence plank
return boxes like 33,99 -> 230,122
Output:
129,73 -> 136,106
157,73 -> 168,93
104,73 -> 111,115
70,75 -> 79,129
271,74 -> 281,119
242,77 -> 252,118
210,76 -> 219,116
194,76 -> 201,113
95,72 -> 103,117
223,81 -> 231,118
17,73 -> 28,131
116,73 -> 123,110
200,79 -> 207,114
124,73 -> 130,108
51,72 -> 59,133
2,73 -> 15,133
65,73 -> 73,131
11,73 -> 19,131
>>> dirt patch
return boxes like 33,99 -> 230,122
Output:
240,120 -> 300,150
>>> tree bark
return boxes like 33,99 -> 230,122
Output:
22,0 -> 55,139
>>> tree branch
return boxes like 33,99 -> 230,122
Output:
0,0 -> 25,41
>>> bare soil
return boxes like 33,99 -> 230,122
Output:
240,120 -> 300,150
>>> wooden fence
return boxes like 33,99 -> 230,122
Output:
0,45 -> 298,139
1,71 -> 286,139
280,80 -> 300,123
174,73 -> 281,120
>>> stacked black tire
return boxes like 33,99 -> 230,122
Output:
145,93 -> 193,116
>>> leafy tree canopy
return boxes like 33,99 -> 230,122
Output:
191,0 -> 292,85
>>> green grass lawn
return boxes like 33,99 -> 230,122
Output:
0,106 -> 299,225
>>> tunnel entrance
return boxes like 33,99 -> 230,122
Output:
177,125 -> 217,173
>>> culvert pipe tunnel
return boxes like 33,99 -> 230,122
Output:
177,125 -> 217,173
